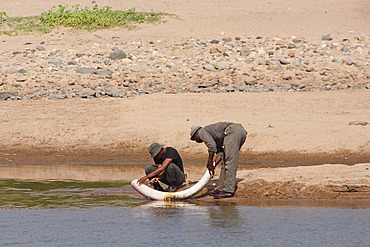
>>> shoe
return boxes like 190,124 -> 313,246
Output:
214,191 -> 234,199
209,189 -> 222,196
164,185 -> 178,192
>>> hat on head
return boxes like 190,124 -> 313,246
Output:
190,125 -> 202,140
148,142 -> 164,158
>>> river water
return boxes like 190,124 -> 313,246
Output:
1,201 -> 369,247
0,180 -> 369,247
0,165 -> 369,246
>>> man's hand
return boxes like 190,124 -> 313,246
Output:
137,176 -> 147,184
207,160 -> 215,178
149,177 -> 159,185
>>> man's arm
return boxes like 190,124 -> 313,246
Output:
138,158 -> 173,184
207,151 -> 216,177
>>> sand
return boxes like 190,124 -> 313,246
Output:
0,0 -> 369,200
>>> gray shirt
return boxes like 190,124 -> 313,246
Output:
198,122 -> 233,153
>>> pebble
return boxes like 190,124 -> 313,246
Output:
322,35 -> 333,41
109,50 -> 126,60
76,67 -> 95,74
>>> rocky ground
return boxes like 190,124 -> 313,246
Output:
0,34 -> 369,101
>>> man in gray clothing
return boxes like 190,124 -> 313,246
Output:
190,122 -> 247,199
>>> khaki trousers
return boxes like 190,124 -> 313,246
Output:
217,125 -> 247,193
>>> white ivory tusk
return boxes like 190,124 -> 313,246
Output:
131,169 -> 211,200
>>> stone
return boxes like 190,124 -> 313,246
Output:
216,45 -> 226,53
288,42 -> 296,49
222,37 -> 232,42
226,87 -> 235,92
47,94 -> 65,100
109,50 -> 126,60
36,46 -> 46,51
17,68 -> 28,74
209,39 -> 220,44
104,60 -> 112,65
354,60 -> 365,67
76,67 -> 95,74
322,34 -> 333,41
203,63 -> 216,71
0,92 -> 10,101
277,40 -> 288,46
274,64 -> 284,72
240,47 -> 251,56
68,60 -> 78,66
100,69 -> 113,78
78,89 -> 96,98
279,58 -> 290,65
305,67 -> 315,72
105,88 -> 120,97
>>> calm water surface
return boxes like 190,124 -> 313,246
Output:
0,178 -> 369,247
0,176 -> 369,247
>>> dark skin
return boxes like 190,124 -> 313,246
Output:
138,148 -> 173,184
191,130 -> 222,178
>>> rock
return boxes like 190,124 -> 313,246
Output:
36,46 -> 45,51
104,60 -> 112,66
274,64 -> 284,72
345,59 -> 354,66
105,88 -> 120,97
240,47 -> 251,56
277,40 -> 288,46
76,67 -> 95,74
109,50 -> 126,60
226,86 -> 235,92
341,47 -> 349,52
322,34 -> 333,41
47,94 -> 65,100
203,63 -> 216,71
288,42 -> 296,49
209,39 -> 220,44
0,92 -> 10,101
216,45 -> 226,53
292,59 -> 301,67
354,60 -> 365,67
100,69 -> 113,78
15,75 -> 27,82
16,68 -> 28,74
68,60 -> 78,66
305,67 -> 315,72
222,37 -> 232,42
279,58 -> 290,65
78,89 -> 96,98
7,89 -> 18,95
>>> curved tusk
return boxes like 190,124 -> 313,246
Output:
131,169 -> 211,200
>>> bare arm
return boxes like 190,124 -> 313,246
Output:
207,151 -> 215,177
138,158 -> 173,184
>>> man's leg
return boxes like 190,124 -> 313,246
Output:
217,154 -> 226,191
165,163 -> 185,187
222,126 -> 247,193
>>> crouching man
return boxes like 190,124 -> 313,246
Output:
138,142 -> 185,192
190,122 -> 247,199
